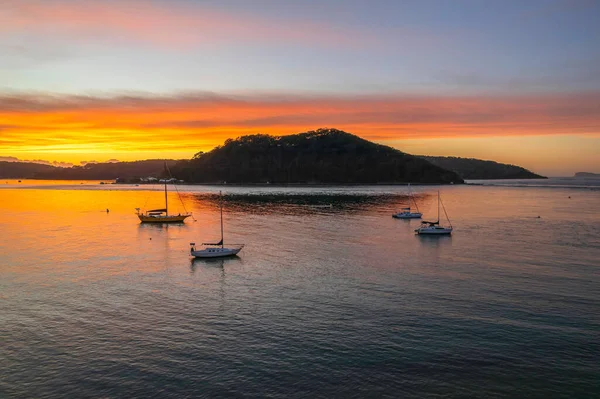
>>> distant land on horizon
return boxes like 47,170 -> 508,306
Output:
0,161 -> 58,179
420,156 -> 546,180
0,160 -> 180,180
1,128 -> 545,182
574,172 -> 600,177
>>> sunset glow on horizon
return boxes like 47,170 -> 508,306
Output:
1,0 -> 599,176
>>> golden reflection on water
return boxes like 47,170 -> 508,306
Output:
1,182 -> 599,286
0,188 -> 217,285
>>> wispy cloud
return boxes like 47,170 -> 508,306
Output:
436,55 -> 600,91
1,91 -> 599,157
0,0 -> 373,50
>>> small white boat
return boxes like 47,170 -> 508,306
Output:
392,207 -> 422,219
415,224 -> 452,235
393,184 -> 422,219
190,244 -> 244,258
415,191 -> 453,235
190,191 -> 244,258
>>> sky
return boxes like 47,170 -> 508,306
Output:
1,0 -> 599,176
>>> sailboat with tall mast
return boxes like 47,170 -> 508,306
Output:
415,191 -> 453,235
136,163 -> 191,223
393,183 -> 422,219
190,191 -> 244,258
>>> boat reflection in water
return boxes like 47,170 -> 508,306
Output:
190,255 -> 242,270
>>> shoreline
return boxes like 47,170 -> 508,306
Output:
3,177 -> 559,186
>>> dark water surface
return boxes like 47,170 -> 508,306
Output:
1,182 -> 599,398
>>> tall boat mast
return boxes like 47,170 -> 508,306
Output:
440,193 -> 452,229
437,190 -> 440,224
164,171 -> 168,215
409,183 -> 420,213
220,191 -> 224,248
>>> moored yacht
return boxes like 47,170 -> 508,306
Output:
393,184 -> 422,219
136,163 -> 191,223
415,191 -> 453,235
392,207 -> 422,219
190,191 -> 244,258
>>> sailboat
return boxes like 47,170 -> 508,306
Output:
392,184 -> 422,219
415,191 -> 453,235
190,191 -> 244,258
136,163 -> 192,223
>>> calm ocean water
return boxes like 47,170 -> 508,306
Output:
1,179 -> 599,398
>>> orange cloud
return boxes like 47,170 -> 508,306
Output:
1,0 -> 372,49
1,91 -> 599,163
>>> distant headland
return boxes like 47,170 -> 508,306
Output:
0,159 -> 180,181
1,128 -> 547,183
574,172 -> 600,177
419,156 -> 545,180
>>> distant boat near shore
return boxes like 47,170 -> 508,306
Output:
393,184 -> 422,219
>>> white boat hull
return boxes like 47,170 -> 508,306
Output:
190,246 -> 243,258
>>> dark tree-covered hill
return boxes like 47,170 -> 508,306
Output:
170,128 -> 464,184
419,156 -> 545,180
0,161 -> 59,178
3,130 -> 546,182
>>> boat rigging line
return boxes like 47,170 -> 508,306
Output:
165,162 -> 197,222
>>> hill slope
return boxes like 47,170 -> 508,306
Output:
171,128 -> 464,184
31,160 -> 179,180
574,172 -> 600,177
419,156 -> 545,180
0,161 -> 59,178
